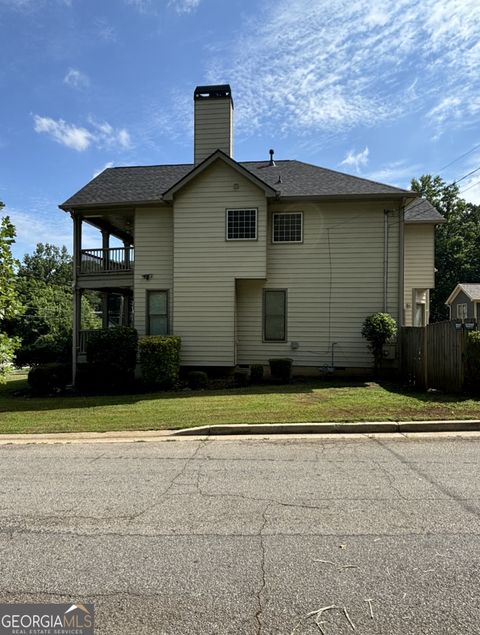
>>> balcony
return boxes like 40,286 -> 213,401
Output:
78,247 -> 134,289
80,247 -> 134,273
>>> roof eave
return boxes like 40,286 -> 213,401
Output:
404,217 -> 446,225
59,199 -> 169,212
276,192 -> 416,202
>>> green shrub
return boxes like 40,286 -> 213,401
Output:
188,370 -> 208,390
465,331 -> 480,394
269,358 -> 293,383
86,326 -> 138,391
250,364 -> 264,383
139,336 -> 181,389
361,313 -> 397,371
28,362 -> 70,396
234,368 -> 250,387
16,332 -> 72,367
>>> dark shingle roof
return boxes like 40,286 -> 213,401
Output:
60,157 -> 416,208
404,198 -> 444,223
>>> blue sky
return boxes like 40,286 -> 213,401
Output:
2,0 -> 480,258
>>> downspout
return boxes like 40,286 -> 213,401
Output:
398,201 -> 405,327
383,210 -> 389,312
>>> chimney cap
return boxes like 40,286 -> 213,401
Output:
194,84 -> 233,101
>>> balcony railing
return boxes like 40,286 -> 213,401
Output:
80,247 -> 134,274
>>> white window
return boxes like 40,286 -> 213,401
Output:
457,303 -> 468,319
226,208 -> 257,240
272,212 -> 303,243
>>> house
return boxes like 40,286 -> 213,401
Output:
59,84 -> 444,382
446,284 -> 480,321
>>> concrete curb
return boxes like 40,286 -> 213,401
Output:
0,421 -> 478,445
172,420 -> 480,436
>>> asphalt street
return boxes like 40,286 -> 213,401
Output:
0,434 -> 479,634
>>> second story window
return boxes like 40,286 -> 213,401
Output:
226,208 -> 257,240
272,212 -> 303,242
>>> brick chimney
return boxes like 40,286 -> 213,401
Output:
194,84 -> 233,164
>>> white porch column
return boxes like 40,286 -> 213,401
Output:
71,212 -> 82,385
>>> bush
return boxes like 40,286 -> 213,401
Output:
234,368 -> 250,387
361,313 -> 397,371
139,336 -> 181,389
85,327 -> 138,391
250,364 -> 264,383
16,332 -> 71,367
269,358 -> 293,383
28,362 -> 70,396
465,331 -> 480,394
187,371 -> 208,390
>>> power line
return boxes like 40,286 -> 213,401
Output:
437,142 -> 480,173
460,178 -> 480,194
453,164 -> 480,185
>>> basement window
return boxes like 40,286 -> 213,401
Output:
272,212 -> 303,243
226,208 -> 257,240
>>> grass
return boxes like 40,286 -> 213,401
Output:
0,373 -> 479,434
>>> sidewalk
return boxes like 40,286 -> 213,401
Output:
0,420 -> 478,444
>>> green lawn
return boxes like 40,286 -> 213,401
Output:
0,374 -> 479,434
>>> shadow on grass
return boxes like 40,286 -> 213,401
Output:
377,380 -> 478,404
1,376 -> 373,414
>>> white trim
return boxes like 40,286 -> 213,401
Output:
272,211 -> 303,243
225,208 -> 258,241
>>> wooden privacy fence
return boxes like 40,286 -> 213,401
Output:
400,321 -> 470,392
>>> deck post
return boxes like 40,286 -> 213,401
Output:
102,230 -> 110,271
71,212 -> 82,386
102,291 -> 109,329
123,239 -> 130,268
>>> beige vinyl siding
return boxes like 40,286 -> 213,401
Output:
403,224 -> 435,326
173,159 -> 267,366
194,99 -> 233,163
236,200 -> 401,368
133,207 -> 173,336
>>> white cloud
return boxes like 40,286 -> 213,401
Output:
204,0 -> 480,138
93,161 -> 114,179
168,0 -> 201,13
33,115 -> 132,152
94,18 -> 117,43
125,0 -> 201,14
33,116 -> 92,151
64,68 -> 90,90
0,0 -> 72,11
365,160 -> 421,188
341,147 -> 369,172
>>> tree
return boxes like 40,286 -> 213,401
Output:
0,204 -> 20,381
9,242 -> 100,365
411,175 -> 480,322
17,243 -> 72,287
361,312 -> 397,373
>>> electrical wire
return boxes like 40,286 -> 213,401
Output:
437,143 -> 480,173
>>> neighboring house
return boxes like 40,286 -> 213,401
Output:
446,284 -> 480,320
59,84 -> 444,381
